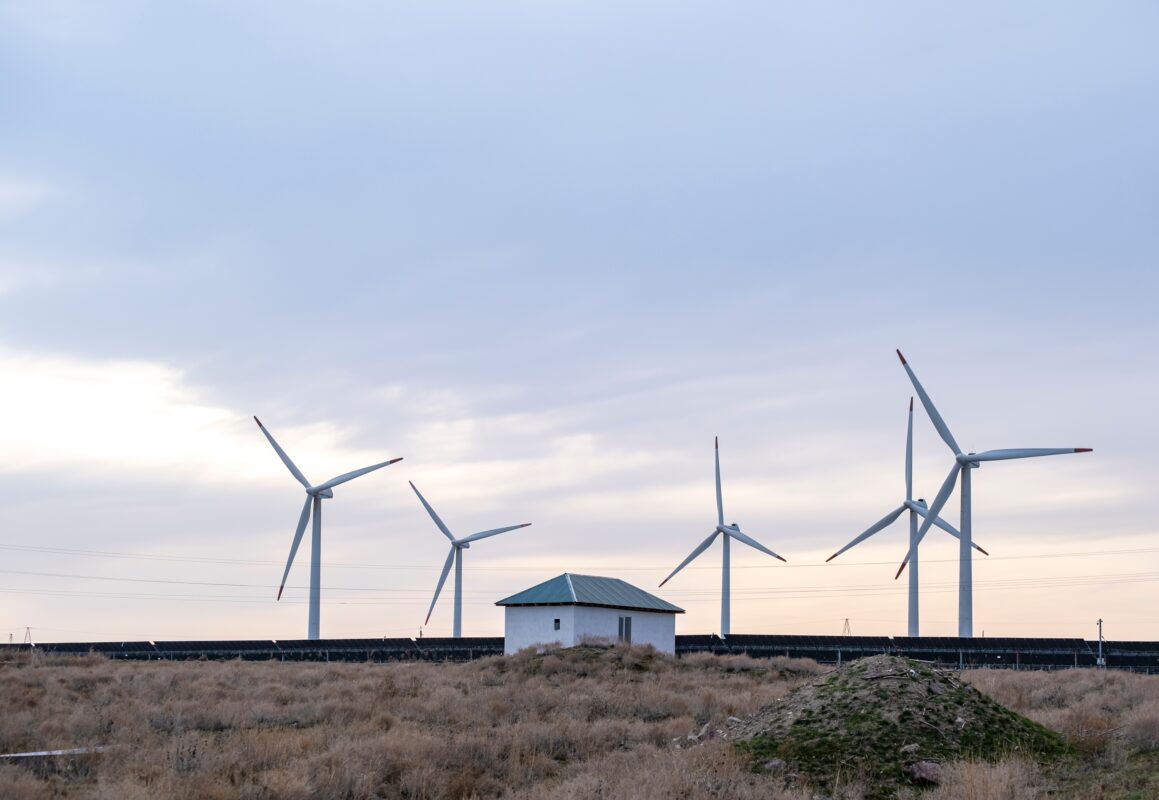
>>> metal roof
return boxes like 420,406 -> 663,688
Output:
495,573 -> 684,613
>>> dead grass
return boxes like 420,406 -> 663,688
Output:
920,758 -> 1046,800
0,646 -> 820,799
963,667 -> 1159,760
961,667 -> 1159,798
0,649 -> 1154,799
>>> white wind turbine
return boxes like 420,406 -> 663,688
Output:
826,397 -> 989,637
660,437 -> 787,637
411,481 -> 531,638
895,350 -> 1092,637
255,416 -> 402,640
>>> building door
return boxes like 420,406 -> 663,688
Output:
618,616 -> 632,644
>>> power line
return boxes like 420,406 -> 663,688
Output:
1,541 -> 1156,572
0,568 -> 428,593
0,571 -> 1154,605
4,564 -> 1156,596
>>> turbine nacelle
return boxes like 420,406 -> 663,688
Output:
308,486 -> 335,498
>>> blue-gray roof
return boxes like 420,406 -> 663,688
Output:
496,574 -> 684,613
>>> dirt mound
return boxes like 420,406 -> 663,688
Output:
726,654 -> 1067,798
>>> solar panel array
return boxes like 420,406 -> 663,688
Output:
33,641 -> 157,656
2,635 -> 1155,670
674,635 -> 1158,670
673,635 -> 722,651
1094,641 -> 1159,668
892,637 -> 1097,667
3,637 -> 504,662
893,637 -> 1088,652
727,635 -> 894,648
704,634 -> 893,662
1101,641 -> 1159,653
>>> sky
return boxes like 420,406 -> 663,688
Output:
1,2 -> 1156,644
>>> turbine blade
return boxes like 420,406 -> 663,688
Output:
313,458 -> 403,492
277,496 -> 313,601
424,546 -> 457,625
970,448 -> 1092,462
896,350 -> 962,455
714,436 -> 724,527
660,530 -> 720,586
410,482 -> 455,542
905,397 -> 913,501
459,523 -> 531,544
826,504 -> 907,562
254,417 -> 311,489
911,500 -> 988,555
724,525 -> 787,562
895,461 -> 961,579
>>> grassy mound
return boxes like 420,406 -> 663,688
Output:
729,654 -> 1067,798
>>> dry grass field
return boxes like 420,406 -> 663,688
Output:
0,646 -> 1156,799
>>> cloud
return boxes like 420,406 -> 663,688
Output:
0,344 -> 671,511
0,258 -> 108,297
0,266 -> 58,297
0,345 -> 395,486
0,178 -> 54,219
0,2 -> 133,46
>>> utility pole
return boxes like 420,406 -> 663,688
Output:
842,618 -> 851,636
1096,619 -> 1105,669
23,627 -> 32,646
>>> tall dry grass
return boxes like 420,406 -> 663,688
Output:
958,667 -> 1159,799
918,758 -> 1046,800
0,650 -> 1155,799
0,646 -> 822,799
964,667 -> 1159,761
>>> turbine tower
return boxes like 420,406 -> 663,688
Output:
255,416 -> 402,640
826,397 -> 988,637
660,437 -> 787,637
411,481 -> 530,638
895,350 -> 1091,637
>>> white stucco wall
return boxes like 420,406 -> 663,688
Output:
503,605 -> 573,654
503,605 -> 676,654
572,606 -> 676,654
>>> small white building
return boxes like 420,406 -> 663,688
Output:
496,573 -> 684,655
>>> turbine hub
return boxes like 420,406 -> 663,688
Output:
308,487 -> 335,499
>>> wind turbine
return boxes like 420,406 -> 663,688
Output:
826,397 -> 989,637
411,481 -> 530,638
660,437 -> 787,637
895,350 -> 1092,637
254,416 -> 402,640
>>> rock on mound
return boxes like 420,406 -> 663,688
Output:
727,654 -> 1066,798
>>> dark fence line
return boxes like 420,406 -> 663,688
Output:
1,635 -> 1156,672
678,635 -> 1159,673
0,637 -> 504,663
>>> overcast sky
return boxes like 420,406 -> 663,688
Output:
1,2 -> 1156,644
